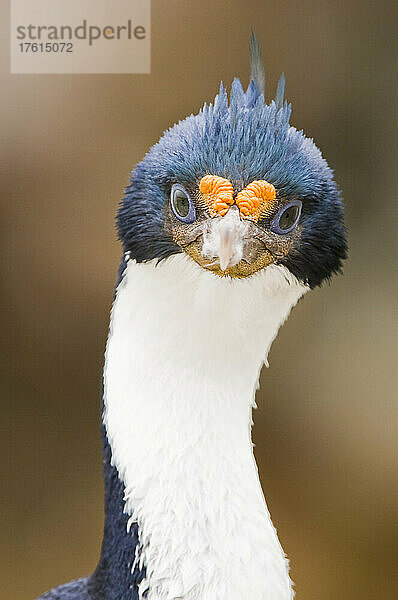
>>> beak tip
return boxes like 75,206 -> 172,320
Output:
219,258 -> 229,271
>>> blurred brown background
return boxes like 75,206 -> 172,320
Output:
1,1 -> 397,599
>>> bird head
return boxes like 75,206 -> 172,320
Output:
117,34 -> 346,289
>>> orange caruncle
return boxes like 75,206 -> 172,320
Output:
199,175 -> 277,221
199,175 -> 234,216
236,180 -> 276,222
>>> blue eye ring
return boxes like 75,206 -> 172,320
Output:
170,183 -> 196,224
270,200 -> 302,235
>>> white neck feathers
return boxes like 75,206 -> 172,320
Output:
103,255 -> 307,600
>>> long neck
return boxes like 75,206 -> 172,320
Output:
97,255 -> 306,600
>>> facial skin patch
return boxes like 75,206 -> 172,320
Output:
199,175 -> 234,216
199,176 -> 277,222
235,180 -> 277,222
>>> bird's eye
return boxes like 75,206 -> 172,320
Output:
170,184 -> 196,224
271,201 -> 302,234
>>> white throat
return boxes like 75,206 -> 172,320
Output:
103,255 -> 308,600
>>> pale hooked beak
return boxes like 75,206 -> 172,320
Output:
218,222 -> 234,271
201,207 -> 249,271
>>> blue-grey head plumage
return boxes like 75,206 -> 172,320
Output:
249,29 -> 265,96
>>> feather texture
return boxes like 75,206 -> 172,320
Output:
275,73 -> 286,110
250,30 -> 265,95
